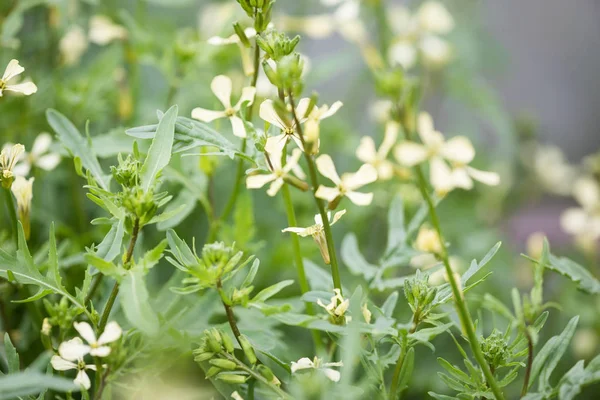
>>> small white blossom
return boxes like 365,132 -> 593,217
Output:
291,356 -> 343,382
260,98 -> 310,154
246,148 -> 305,196
394,112 -> 499,195
283,210 -> 346,264
361,303 -> 372,324
13,133 -> 61,176
0,59 -> 37,97
11,176 -> 34,238
304,101 -> 343,153
192,75 -> 256,138
560,177 -> 600,251
317,288 -> 350,322
356,121 -> 399,180
73,321 -> 122,357
0,143 -> 25,187
532,145 -> 577,196
414,225 -> 442,254
315,155 -> 377,206
60,26 -> 88,66
89,16 -> 127,45
51,338 -> 97,390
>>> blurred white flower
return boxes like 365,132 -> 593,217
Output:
315,155 -> 378,206
394,112 -> 499,194
560,177 -> 600,250
89,16 -> 127,45
282,209 -> 346,264
291,356 -> 343,382
304,100 -> 343,153
532,145 -> 577,196
317,289 -> 350,322
50,338 -> 97,390
198,2 -> 237,39
13,133 -> 61,176
414,225 -> 443,254
11,176 -> 34,238
526,231 -> 546,260
191,75 -> 256,138
73,321 -> 122,357
416,1 -> 455,34
0,59 -> 37,97
246,148 -> 305,196
59,26 -> 88,66
572,328 -> 598,359
260,98 -> 309,154
369,100 -> 394,124
0,143 -> 25,187
356,121 -> 399,180
361,303 -> 372,324
208,27 -> 257,76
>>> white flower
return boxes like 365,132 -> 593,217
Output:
260,98 -> 310,154
0,143 -> 25,187
283,210 -> 346,264
246,148 -> 305,196
532,145 -> 577,196
51,338 -> 97,390
315,155 -> 377,206
89,16 -> 127,45
191,75 -> 256,138
13,133 -> 61,176
317,288 -> 350,321
291,356 -> 343,382
572,328 -> 598,359
0,59 -> 37,97
369,100 -> 394,124
394,112 -> 499,194
73,321 -> 122,357
208,27 -> 257,76
60,26 -> 88,66
356,121 -> 399,180
420,35 -> 452,66
361,303 -> 372,324
304,101 -> 343,153
416,1 -> 455,34
414,225 -> 442,254
560,177 -> 600,250
11,176 -> 34,238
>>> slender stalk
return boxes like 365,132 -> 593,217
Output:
98,218 -> 140,332
280,183 -> 323,352
412,165 -> 504,399
521,329 -> 534,397
217,278 -> 243,347
85,274 -> 104,305
3,188 -> 18,245
287,94 -> 343,292
388,335 -> 408,400
221,351 -> 293,399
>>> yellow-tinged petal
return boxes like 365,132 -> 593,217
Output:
342,164 -> 377,190
394,142 -> 428,166
210,75 -> 233,108
315,185 -> 341,202
441,136 -> 475,164
315,154 -> 342,185
345,190 -> 373,206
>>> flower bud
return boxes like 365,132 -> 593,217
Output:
221,332 -> 236,354
233,22 -> 251,48
205,366 -> 221,379
216,373 -> 248,384
209,358 -> 237,370
193,352 -> 215,362
239,335 -> 257,365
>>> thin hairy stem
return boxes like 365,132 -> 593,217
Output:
3,188 -> 18,245
98,218 -> 140,332
389,335 -> 408,400
521,328 -> 534,397
287,93 -> 343,292
217,278 -> 243,347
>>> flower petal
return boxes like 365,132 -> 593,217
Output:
449,167 -> 473,190
315,185 -> 341,202
234,86 -> 256,109
97,321 -> 122,345
50,356 -> 77,371
330,209 -> 346,225
191,107 -> 226,122
315,154 -> 341,185
394,142 -> 428,166
12,162 -> 31,177
429,157 -> 454,195
246,173 -> 276,189
2,59 -> 24,82
291,357 -> 315,373
90,346 -> 112,357
5,82 -> 38,95
36,153 -> 61,171
74,369 -> 91,390
266,178 -> 285,196
356,136 -> 377,163
573,177 -> 600,210
210,75 -> 233,108
283,148 -> 304,174
318,101 -> 343,120
466,166 -> 500,186
295,97 -> 312,120
345,190 -> 374,206
561,208 -> 588,235
74,322 -> 97,345
265,134 -> 288,156
378,121 -> 400,158
322,368 -> 341,382
282,227 -> 311,237
259,100 -> 286,129
58,337 -> 90,361
342,164 -> 378,190
229,115 -> 247,138
441,136 -> 475,164
31,133 -> 52,156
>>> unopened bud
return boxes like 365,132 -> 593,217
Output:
205,366 -> 221,378
194,352 -> 215,363
209,358 -> 237,370
233,22 -> 251,48
221,332 -> 235,354
216,373 -> 248,384
239,335 -> 257,365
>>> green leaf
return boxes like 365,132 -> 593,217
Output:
409,323 -> 453,345
461,242 -> 502,285
157,189 -> 197,230
4,333 -> 19,373
386,194 -> 406,252
0,372 -> 79,399
84,254 -> 121,279
251,280 -> 294,303
120,269 -> 160,336
341,233 -> 378,280
140,105 -> 178,192
137,239 -> 168,272
547,254 -> 600,294
241,259 -> 260,288
530,316 -> 579,392
397,347 -> 415,393
46,109 -> 109,190
95,219 -> 125,262
47,223 -> 63,289
558,354 -> 600,400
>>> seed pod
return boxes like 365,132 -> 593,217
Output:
221,332 -> 235,354
205,366 -> 221,379
257,365 -> 274,381
216,373 -> 248,384
239,335 -> 257,365
209,358 -> 237,370
193,352 -> 215,362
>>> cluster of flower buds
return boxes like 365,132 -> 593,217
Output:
168,239 -> 254,293
43,296 -> 85,334
236,0 -> 274,33
111,153 -> 140,189
404,270 -> 438,324
262,53 -> 305,96
257,30 -> 300,61
118,186 -> 161,226
479,330 -> 511,372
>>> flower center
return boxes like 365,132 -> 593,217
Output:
284,127 -> 295,136
225,107 -> 235,117
77,359 -> 87,370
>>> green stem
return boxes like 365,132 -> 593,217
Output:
98,218 -> 140,332
217,278 -> 243,348
521,328 -> 534,397
372,0 -> 391,56
412,165 -> 504,399
287,94 -> 343,292
388,335 -> 408,400
3,187 -> 18,245
221,351 -> 293,400
280,183 -> 323,352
